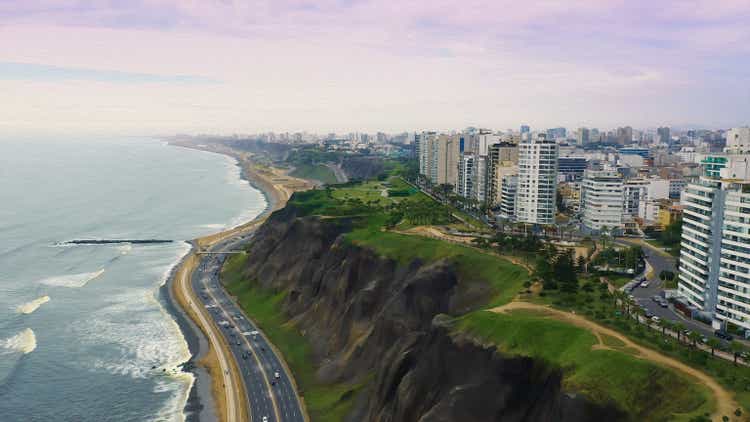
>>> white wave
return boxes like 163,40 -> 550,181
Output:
199,223 -> 225,230
0,328 -> 37,354
17,295 -> 50,314
69,250 -> 194,421
39,269 -> 104,288
149,376 -> 194,422
118,244 -> 133,255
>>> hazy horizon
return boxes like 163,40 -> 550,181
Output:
1,1 -> 749,136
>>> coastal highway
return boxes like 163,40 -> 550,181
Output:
191,232 -> 305,422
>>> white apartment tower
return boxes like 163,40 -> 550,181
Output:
678,141 -> 750,331
515,133 -> 559,225
457,154 -> 475,198
581,169 -> 624,232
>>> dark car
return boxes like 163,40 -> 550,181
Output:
715,330 -> 734,341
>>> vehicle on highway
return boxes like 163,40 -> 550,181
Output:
274,371 -> 280,379
652,295 -> 660,302
262,417 -> 268,422
715,330 -> 734,341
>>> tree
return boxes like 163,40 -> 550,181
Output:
730,341 -> 745,366
659,270 -> 676,281
659,319 -> 671,337
600,226 -> 610,250
706,338 -> 721,356
688,331 -> 702,348
554,249 -> 578,294
576,255 -> 587,273
674,322 -> 685,343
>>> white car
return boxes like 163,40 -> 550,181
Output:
274,371 -> 280,379
262,417 -> 268,422
640,281 -> 650,288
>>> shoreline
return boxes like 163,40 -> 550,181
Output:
162,141 -> 311,422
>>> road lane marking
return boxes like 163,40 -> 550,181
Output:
203,276 -> 282,422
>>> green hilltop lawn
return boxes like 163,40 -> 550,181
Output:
453,310 -> 713,421
289,163 -> 338,185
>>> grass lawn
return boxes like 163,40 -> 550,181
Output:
529,284 -> 750,417
222,253 -> 365,422
346,229 -> 528,308
290,163 -> 338,185
453,310 -> 713,421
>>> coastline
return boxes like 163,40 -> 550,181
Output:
162,141 -> 312,422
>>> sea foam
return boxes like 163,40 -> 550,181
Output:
17,296 -> 50,314
118,244 -> 133,255
1,328 -> 37,354
40,269 -> 104,288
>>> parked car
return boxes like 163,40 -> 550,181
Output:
641,281 -> 650,288
652,295 -> 661,302
652,316 -> 661,323
715,330 -> 734,341
658,300 -> 669,308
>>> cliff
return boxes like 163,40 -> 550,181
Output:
239,204 -> 625,421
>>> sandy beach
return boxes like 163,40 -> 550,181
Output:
164,142 -> 313,422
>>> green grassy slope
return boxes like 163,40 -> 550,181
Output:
290,164 -> 338,185
453,310 -> 713,421
223,253 -> 365,422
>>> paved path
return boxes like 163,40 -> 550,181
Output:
490,301 -> 740,421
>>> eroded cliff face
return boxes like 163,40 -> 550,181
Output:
240,205 -> 625,421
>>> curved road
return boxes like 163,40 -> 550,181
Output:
192,232 -> 305,422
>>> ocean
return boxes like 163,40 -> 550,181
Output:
0,138 -> 266,421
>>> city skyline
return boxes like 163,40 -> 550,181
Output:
1,1 -> 749,136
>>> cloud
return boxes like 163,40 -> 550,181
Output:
0,1 -> 748,135
0,62 -> 218,84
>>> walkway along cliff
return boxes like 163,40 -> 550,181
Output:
232,202 -> 625,421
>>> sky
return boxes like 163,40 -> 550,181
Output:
0,1 -> 748,136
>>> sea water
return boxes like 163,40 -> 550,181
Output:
0,137 -> 266,421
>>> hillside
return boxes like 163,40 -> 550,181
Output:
221,175 -> 717,421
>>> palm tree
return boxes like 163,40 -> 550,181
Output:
674,322 -> 685,343
706,338 -> 721,356
688,331 -> 702,348
659,320 -> 671,337
730,341 -> 745,366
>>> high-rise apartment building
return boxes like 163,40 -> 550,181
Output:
576,127 -> 590,146
581,169 -> 624,232
515,133 -> 559,225
486,142 -> 519,207
678,141 -> 750,330
658,127 -> 671,144
499,175 -> 518,220
457,154 -> 475,199
418,132 -> 459,186
726,127 -> 750,154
